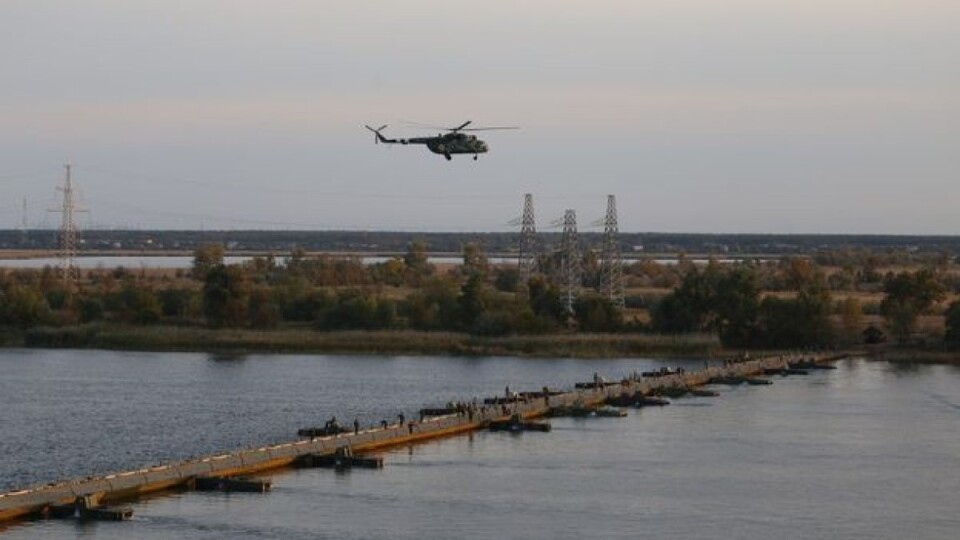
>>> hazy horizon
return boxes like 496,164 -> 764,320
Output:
2,1 -> 957,234
6,226 -> 960,241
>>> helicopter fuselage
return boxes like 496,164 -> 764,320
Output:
427,133 -> 487,156
403,133 -> 488,157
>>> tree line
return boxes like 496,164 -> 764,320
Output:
2,243 -> 960,349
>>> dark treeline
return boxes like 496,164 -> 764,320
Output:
3,242 -> 960,351
651,258 -> 960,348
0,243 -> 624,339
5,229 -> 960,256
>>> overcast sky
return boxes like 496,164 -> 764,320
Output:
1,1 -> 957,234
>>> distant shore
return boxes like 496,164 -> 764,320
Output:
2,325 -> 956,364
861,347 -> 960,365
13,325 -> 722,358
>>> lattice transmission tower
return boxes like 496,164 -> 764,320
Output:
517,193 -> 538,284
559,209 -> 581,316
52,164 -> 83,289
599,194 -> 625,308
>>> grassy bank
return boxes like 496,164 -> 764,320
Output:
18,325 -> 723,358
860,345 -> 960,365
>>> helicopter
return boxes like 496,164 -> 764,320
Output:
363,121 -> 518,161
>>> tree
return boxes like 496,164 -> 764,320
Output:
248,286 -> 281,329
371,258 -> 406,287
779,257 -> 816,290
944,301 -> 960,345
246,254 -> 279,284
581,249 -> 600,288
880,269 -> 945,342
192,244 -> 225,279
527,275 -> 565,323
651,265 -> 721,333
75,295 -> 105,323
203,264 -> 250,328
0,285 -> 51,328
157,288 -> 197,319
403,277 -> 460,331
119,286 -> 162,325
756,282 -> 832,348
652,293 -> 702,333
460,242 -> 490,280
458,274 -> 487,329
713,266 -> 760,347
403,241 -> 434,286
575,294 -> 622,332
493,267 -> 520,293
839,297 -> 863,344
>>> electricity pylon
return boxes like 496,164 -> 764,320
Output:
559,209 -> 581,316
599,195 -> 625,308
517,193 -> 537,284
51,164 -> 84,290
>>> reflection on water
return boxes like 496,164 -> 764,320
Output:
207,352 -> 249,363
2,351 -> 959,540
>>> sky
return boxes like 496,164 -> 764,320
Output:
1,0 -> 958,234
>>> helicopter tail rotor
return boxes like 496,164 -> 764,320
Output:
365,124 -> 388,144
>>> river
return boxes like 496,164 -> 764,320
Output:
1,350 -> 958,539
0,255 -> 744,270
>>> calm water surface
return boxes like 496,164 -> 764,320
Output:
0,256 -> 741,270
1,350 -> 959,539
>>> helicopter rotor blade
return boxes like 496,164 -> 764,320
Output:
458,126 -> 520,131
400,120 -> 446,130
400,120 -> 519,132
451,120 -> 473,132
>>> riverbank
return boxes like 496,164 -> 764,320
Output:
14,324 -> 722,358
862,345 -> 960,365
8,325 -> 958,363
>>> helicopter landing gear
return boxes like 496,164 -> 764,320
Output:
444,153 -> 452,161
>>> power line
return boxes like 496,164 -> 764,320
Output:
86,198 -> 333,229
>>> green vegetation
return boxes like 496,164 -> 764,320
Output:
21,325 -> 720,357
879,269 -> 946,343
2,242 -> 959,356
943,301 -> 960,346
651,261 -> 833,348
